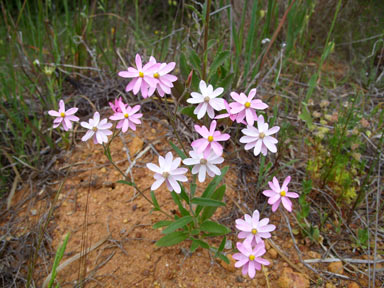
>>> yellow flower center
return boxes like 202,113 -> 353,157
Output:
207,136 -> 214,142
124,113 -> 129,118
204,96 -> 210,102
162,171 -> 169,178
259,132 -> 265,139
251,228 -> 258,235
244,102 -> 251,108
153,72 -> 159,79
249,255 -> 255,261
92,127 -> 98,132
200,159 -> 207,165
280,190 -> 286,197
60,112 -> 65,117
139,71 -> 144,78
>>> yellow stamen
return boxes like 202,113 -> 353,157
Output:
139,71 -> 144,78
207,136 -> 214,142
92,127 -> 98,132
153,72 -> 159,79
251,228 -> 258,235
162,171 -> 169,178
204,96 -> 210,102
249,255 -> 255,261
280,190 -> 286,197
60,112 -> 65,117
124,113 -> 129,118
244,102 -> 251,108
259,132 -> 265,139
200,159 -> 207,165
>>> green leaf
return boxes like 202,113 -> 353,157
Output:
162,216 -> 194,234
179,184 -> 190,204
169,141 -> 187,160
191,197 -> 225,207
195,166 -> 228,216
151,190 -> 160,211
179,52 -> 190,80
299,104 -> 313,129
201,185 -> 226,221
180,106 -> 198,121
218,72 -> 234,92
217,253 -> 229,264
156,231 -> 188,247
188,49 -> 201,75
190,239 -> 209,253
171,192 -> 190,216
116,180 -> 135,186
200,220 -> 230,235
153,220 -> 173,229
48,233 -> 70,288
208,51 -> 231,81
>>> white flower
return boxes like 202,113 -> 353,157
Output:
187,80 -> 225,119
240,115 -> 279,156
146,152 -> 188,194
80,112 -> 113,144
183,148 -> 223,182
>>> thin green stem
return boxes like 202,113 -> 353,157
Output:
201,0 -> 212,80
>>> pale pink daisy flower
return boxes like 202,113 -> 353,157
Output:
109,101 -> 142,132
235,210 -> 276,245
215,99 -> 247,124
146,152 -> 188,194
48,99 -> 79,131
182,148 -> 224,182
233,240 -> 269,279
262,176 -> 299,212
109,97 -> 125,113
80,112 -> 113,145
191,120 -> 230,158
187,80 -> 225,119
239,115 -> 279,156
118,54 -> 160,98
229,88 -> 268,126
143,56 -> 177,97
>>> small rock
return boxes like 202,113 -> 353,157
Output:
100,167 -> 107,173
268,248 -> 278,259
235,275 -> 244,283
30,209 -> 37,216
219,254 -> 236,272
328,261 -> 344,274
326,283 -> 336,288
347,282 -> 359,288
278,268 -> 310,288
123,219 -> 128,224
265,241 -> 271,250
129,137 -> 144,156
307,251 -> 321,259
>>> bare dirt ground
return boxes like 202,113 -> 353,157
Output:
13,117 -> 375,288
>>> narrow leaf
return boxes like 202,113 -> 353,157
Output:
156,231 -> 188,247
162,216 -> 194,234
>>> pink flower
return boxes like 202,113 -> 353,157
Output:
80,112 -> 113,144
239,115 -> 279,156
109,97 -> 125,113
229,88 -> 268,126
187,80 -> 225,119
182,148 -> 224,183
233,240 -> 269,279
146,152 -> 188,194
235,210 -> 276,245
118,54 -> 160,98
144,56 -> 177,97
109,101 -> 142,132
191,120 -> 230,157
48,99 -> 79,131
215,99 -> 247,124
262,176 -> 299,212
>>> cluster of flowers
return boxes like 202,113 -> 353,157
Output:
47,54 -> 299,279
233,176 -> 299,278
